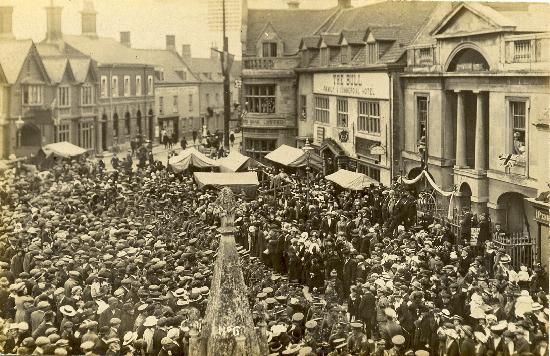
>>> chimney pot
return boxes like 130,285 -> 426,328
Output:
0,6 -> 14,39
166,35 -> 176,51
120,31 -> 131,47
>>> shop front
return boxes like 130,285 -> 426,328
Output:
311,71 -> 392,185
527,198 -> 550,272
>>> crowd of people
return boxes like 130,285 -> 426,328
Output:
0,150 -> 548,356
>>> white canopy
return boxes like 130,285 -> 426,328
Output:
325,169 -> 379,190
40,142 -> 88,158
168,147 -> 219,172
264,145 -> 309,167
218,151 -> 264,172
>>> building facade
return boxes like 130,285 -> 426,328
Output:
401,2 -> 550,268
40,2 -> 155,154
240,0 -> 340,160
293,2 -> 439,185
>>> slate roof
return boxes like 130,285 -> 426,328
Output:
0,39 -> 33,84
186,57 -> 223,82
246,7 -> 339,56
340,30 -> 365,45
62,35 -> 150,66
42,58 -> 70,83
69,58 -> 94,83
320,33 -> 341,47
301,36 -> 322,49
133,49 -> 199,83
325,1 -> 441,64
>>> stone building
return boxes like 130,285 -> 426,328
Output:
0,5 -> 98,158
294,1 -> 440,184
39,1 -> 155,154
401,2 -> 550,268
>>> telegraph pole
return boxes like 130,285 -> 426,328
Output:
221,0 -> 231,152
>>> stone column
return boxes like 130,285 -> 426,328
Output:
188,329 -> 202,356
474,91 -> 487,171
455,90 -> 467,168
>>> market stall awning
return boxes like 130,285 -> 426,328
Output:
218,151 -> 263,172
264,144 -> 322,169
325,169 -> 379,190
40,142 -> 88,159
193,172 -> 259,190
168,147 -> 219,172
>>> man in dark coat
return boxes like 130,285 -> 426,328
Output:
358,285 -> 377,338
460,326 -> 476,356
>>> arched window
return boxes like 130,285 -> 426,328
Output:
136,110 -> 142,134
447,47 -> 490,72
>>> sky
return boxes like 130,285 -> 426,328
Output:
2,0 -> 374,59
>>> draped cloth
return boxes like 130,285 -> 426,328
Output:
398,170 -> 457,220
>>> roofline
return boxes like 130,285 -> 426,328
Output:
156,81 -> 201,86
97,63 -> 155,69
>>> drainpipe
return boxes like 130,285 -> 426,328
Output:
109,66 -> 114,149
388,72 -> 393,184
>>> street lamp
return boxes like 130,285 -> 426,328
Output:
15,116 -> 24,148
302,138 -> 314,205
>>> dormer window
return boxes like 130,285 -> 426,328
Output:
262,42 -> 278,57
367,43 -> 378,64
341,45 -> 349,64
320,48 -> 329,66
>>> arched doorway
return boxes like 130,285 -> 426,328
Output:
124,112 -> 131,137
136,110 -> 142,135
113,113 -> 119,139
497,192 -> 528,235
458,182 -> 472,213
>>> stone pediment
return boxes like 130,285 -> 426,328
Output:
432,3 -> 515,38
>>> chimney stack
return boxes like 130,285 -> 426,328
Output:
287,1 -> 300,9
45,3 -> 63,42
80,1 -> 97,37
181,44 -> 191,60
0,6 -> 15,40
338,0 -> 352,8
166,35 -> 176,52
120,31 -> 131,47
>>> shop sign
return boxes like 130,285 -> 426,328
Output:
535,207 -> 550,225
313,72 -> 390,99
356,137 -> 380,161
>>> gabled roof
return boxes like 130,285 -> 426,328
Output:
320,33 -> 341,47
133,49 -> 199,83
323,1 -> 441,64
246,7 -> 339,56
431,2 -> 550,37
340,30 -> 365,45
0,39 -> 34,84
300,36 -> 322,50
431,2 -> 515,36
367,26 -> 400,41
42,58 -> 72,83
69,58 -> 95,83
62,35 -> 151,66
185,57 -> 223,82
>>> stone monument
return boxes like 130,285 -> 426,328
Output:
189,188 -> 266,356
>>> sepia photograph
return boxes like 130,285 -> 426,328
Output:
0,0 -> 548,355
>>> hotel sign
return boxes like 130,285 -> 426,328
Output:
313,72 -> 390,99
535,207 -> 549,225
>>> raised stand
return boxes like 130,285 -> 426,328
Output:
190,188 -> 266,356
